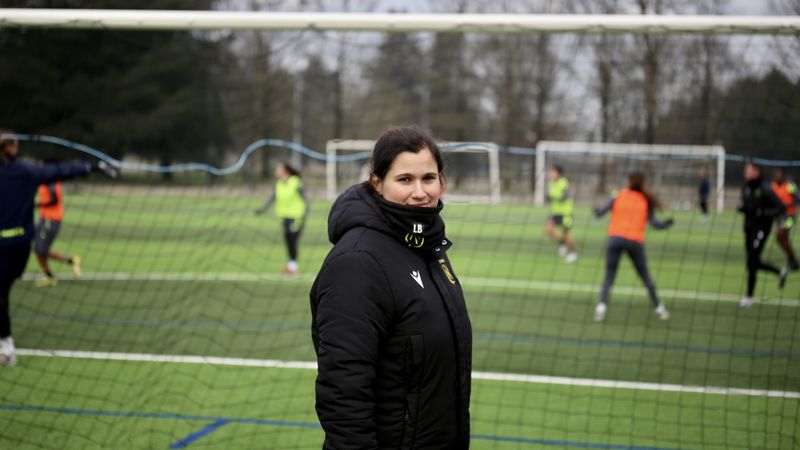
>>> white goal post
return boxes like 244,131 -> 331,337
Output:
326,140 -> 501,204
1,10 -> 800,35
534,141 -> 726,213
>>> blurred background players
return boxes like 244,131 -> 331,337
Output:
255,162 -> 310,275
0,130 -> 116,366
592,172 -> 674,322
738,162 -> 787,308
771,167 -> 799,271
698,165 -> 711,223
33,166 -> 82,286
545,165 -> 578,263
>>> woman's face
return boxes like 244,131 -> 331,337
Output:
2,140 -> 18,158
744,164 -> 760,181
275,164 -> 288,180
372,148 -> 442,207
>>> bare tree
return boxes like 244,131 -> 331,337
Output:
636,0 -> 667,144
695,0 -> 730,144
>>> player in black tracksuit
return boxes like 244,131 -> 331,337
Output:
738,162 -> 787,308
310,126 -> 471,449
0,131 -> 116,365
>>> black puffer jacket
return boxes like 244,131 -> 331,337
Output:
310,184 -> 472,450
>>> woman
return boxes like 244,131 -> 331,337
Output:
544,165 -> 578,263
698,165 -> 711,223
34,171 -> 82,287
771,167 -> 798,271
255,162 -> 309,275
593,172 -> 674,322
0,130 -> 115,366
310,125 -> 472,449
738,162 -> 787,308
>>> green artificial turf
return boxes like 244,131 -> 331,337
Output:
1,189 -> 797,449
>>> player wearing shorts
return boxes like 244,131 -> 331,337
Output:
33,180 -> 82,287
0,130 -> 116,366
772,168 -> 799,271
545,166 -> 578,263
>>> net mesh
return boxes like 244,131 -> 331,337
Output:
1,8 -> 799,450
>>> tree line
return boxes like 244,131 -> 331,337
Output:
1,0 -> 798,181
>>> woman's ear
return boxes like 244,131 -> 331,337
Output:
370,174 -> 382,196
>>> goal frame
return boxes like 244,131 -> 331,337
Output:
1,10 -> 799,35
534,141 -> 726,213
325,140 -> 501,204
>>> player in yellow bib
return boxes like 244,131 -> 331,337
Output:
545,166 -> 578,263
256,162 -> 310,275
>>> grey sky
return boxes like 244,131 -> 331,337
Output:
726,0 -> 773,14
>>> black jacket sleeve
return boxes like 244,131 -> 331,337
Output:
313,251 -> 394,449
26,161 -> 91,186
594,197 -> 614,218
647,207 -> 673,229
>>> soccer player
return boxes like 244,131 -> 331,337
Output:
255,162 -> 310,275
545,165 -> 578,263
738,162 -> 787,308
772,168 -> 799,271
698,165 -> 711,223
592,172 -> 674,322
33,173 -> 82,287
0,130 -> 117,366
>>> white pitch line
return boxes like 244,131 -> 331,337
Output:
16,349 -> 800,399
471,371 -> 800,399
22,272 -> 800,306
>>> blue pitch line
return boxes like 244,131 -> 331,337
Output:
0,404 -> 691,450
170,419 -> 230,449
14,313 -> 799,359
471,434 -> 688,450
475,333 -> 800,359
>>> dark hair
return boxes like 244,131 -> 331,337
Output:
745,160 -> 762,174
628,171 -> 662,210
370,125 -> 443,180
280,161 -> 301,178
551,165 -> 564,175
0,129 -> 15,149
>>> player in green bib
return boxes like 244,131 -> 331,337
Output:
545,166 -> 578,263
256,162 -> 310,275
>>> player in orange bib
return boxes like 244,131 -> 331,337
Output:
772,168 -> 799,271
34,176 -> 82,287
592,172 -> 674,322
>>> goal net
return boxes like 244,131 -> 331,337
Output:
1,6 -> 799,450
534,140 -> 726,213
326,139 -> 501,203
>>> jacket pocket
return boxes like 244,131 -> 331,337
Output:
401,334 -> 425,450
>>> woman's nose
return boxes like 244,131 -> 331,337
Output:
411,181 -> 427,198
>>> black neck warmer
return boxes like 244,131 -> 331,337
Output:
375,194 -> 450,255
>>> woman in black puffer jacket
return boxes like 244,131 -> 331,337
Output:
310,125 -> 472,450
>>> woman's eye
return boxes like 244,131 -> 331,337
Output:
397,177 -> 411,182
